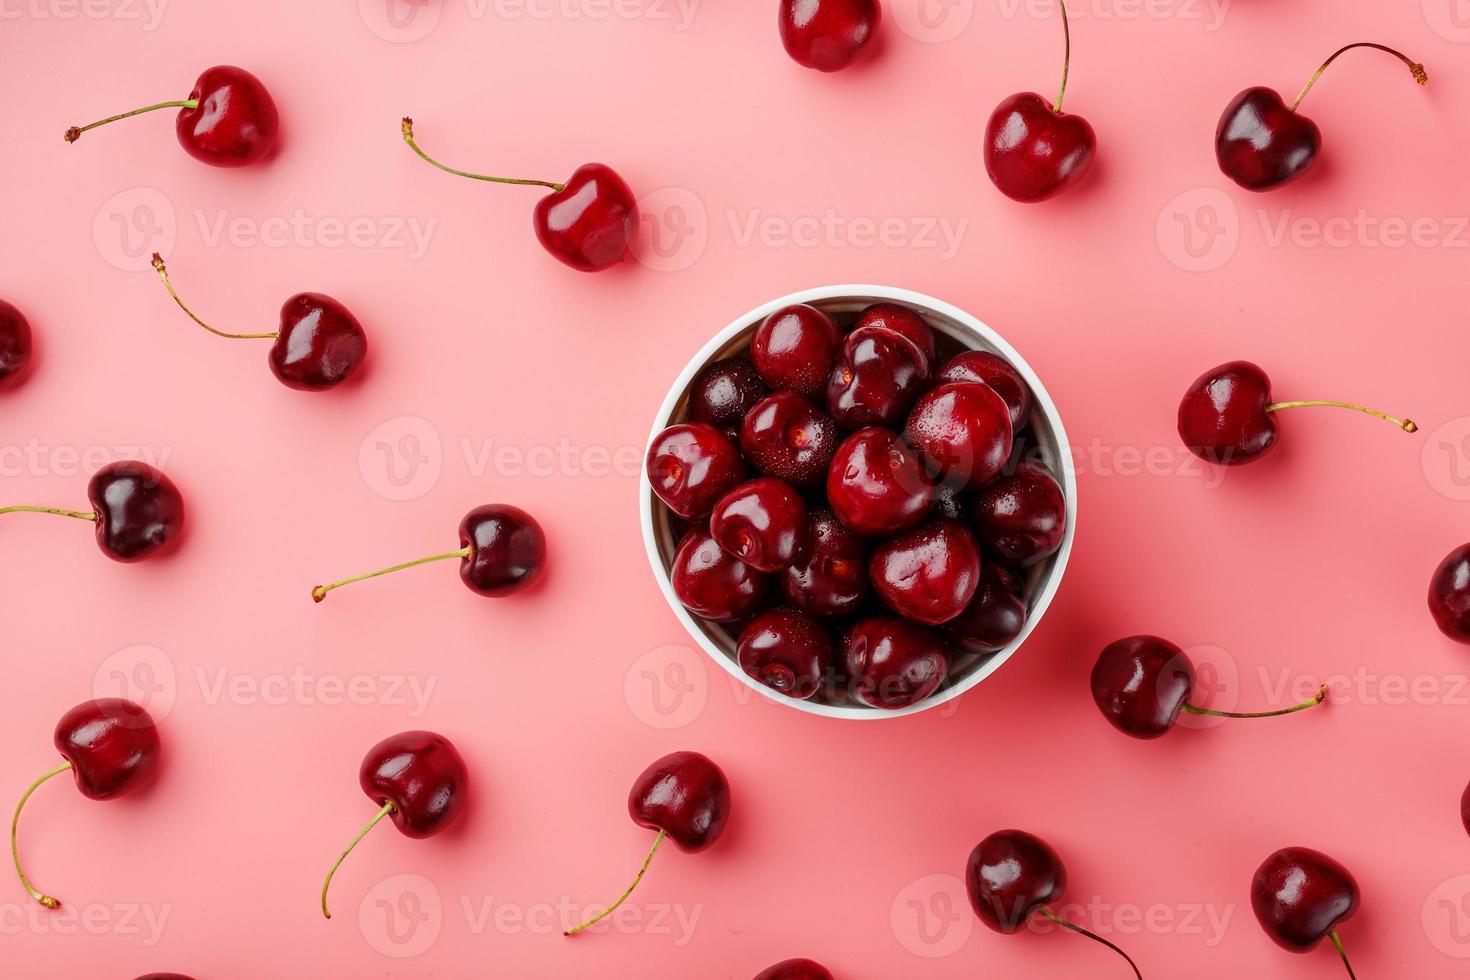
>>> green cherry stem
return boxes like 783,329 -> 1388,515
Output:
1265,400 -> 1418,433
11,761 -> 73,910
1291,42 -> 1427,112
1182,685 -> 1328,719
1039,908 -> 1142,980
64,100 -> 199,143
1053,0 -> 1072,113
564,829 -> 666,937
321,800 -> 395,920
401,117 -> 563,190
1330,928 -> 1358,979
150,254 -> 278,340
312,547 -> 472,603
0,506 -> 96,521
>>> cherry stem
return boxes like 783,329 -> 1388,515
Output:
1265,400 -> 1417,433
1330,929 -> 1358,980
64,99 -> 199,143
1053,0 -> 1072,113
1291,42 -> 1428,112
0,506 -> 96,522
150,254 -> 278,341
312,546 -> 472,603
1039,908 -> 1142,979
563,828 -> 666,937
1182,684 -> 1329,719
11,761 -> 72,910
321,800 -> 395,920
400,118 -> 563,191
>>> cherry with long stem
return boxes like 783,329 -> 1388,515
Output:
1291,42 -> 1427,112
1038,909 -> 1141,980
1266,399 -> 1417,433
65,101 -> 198,143
320,801 -> 395,920
1183,684 -> 1329,720
312,548 -> 471,603
1330,929 -> 1357,980
150,255 -> 278,340
564,829 -> 666,937
11,762 -> 73,910
401,118 -> 563,191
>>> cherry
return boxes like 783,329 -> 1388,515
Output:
133,975 -> 194,980
778,0 -> 880,73
936,350 -> 1031,432
402,118 -> 637,272
984,1 -> 1095,202
689,357 -> 769,429
1217,44 -> 1428,191
2,460 -> 185,562
565,751 -> 730,937
1091,635 -> 1327,739
647,423 -> 748,519
754,960 -> 834,980
149,254 -> 367,391
711,478 -> 808,572
65,66 -> 278,167
853,303 -> 936,370
1428,543 -> 1470,643
842,616 -> 948,709
1462,781 -> 1470,837
942,563 -> 1026,655
780,507 -> 869,617
965,830 -> 1140,978
971,459 -> 1065,566
740,392 -> 839,489
827,428 -> 933,536
869,519 -> 981,625
671,528 -> 770,622
1251,847 -> 1360,976
0,299 -> 33,390
903,382 -> 1014,490
826,326 -> 930,430
321,731 -> 467,919
312,504 -> 545,602
1178,361 -> 1417,466
11,699 -> 160,909
751,304 -> 842,397
738,607 -> 834,700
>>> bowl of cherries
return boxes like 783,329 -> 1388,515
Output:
642,286 -> 1075,719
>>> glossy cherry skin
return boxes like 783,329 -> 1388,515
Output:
751,304 -> 842,397
738,607 -> 834,700
754,960 -> 834,980
985,93 -> 1096,203
532,163 -> 638,272
1177,360 -> 1276,465
971,459 -> 1065,566
1462,782 -> 1470,837
711,478 -> 808,573
269,293 -> 367,390
942,563 -> 1026,655
854,303 -> 936,369
55,699 -> 159,800
175,66 -> 279,167
0,299 -> 33,390
629,751 -> 730,852
843,617 -> 948,708
1090,635 -> 1194,739
689,357 -> 769,429
1428,543 -> 1470,643
1251,847 -> 1359,952
740,392 -> 839,489
648,423 -> 748,519
826,326 -> 930,430
780,507 -> 869,617
869,519 -> 981,625
360,731 -> 467,838
937,350 -> 1031,432
904,382 -> 1014,490
87,461 -> 185,562
827,428 -> 933,536
778,0 -> 880,73
671,529 -> 770,622
458,504 -> 545,596
1216,88 -> 1321,191
966,829 -> 1064,933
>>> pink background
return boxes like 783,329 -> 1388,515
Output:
4,0 -> 1470,976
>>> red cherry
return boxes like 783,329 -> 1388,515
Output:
942,563 -> 1026,655
826,325 -> 930,429
0,299 -> 33,390
711,478 -> 808,572
1,460 -> 186,563
751,304 -> 842,397
1429,543 -> 1470,643
1251,847 -> 1360,965
689,357 -> 769,429
671,529 -> 770,622
869,519 -> 981,625
778,0 -> 880,73
971,459 -> 1065,566
853,302 -> 936,369
754,960 -> 834,980
936,350 -> 1031,432
647,423 -> 748,519
738,607 -> 834,700
903,382 -> 1013,490
842,617 -> 948,709
826,428 -> 933,536
740,391 -> 839,488
780,507 -> 869,617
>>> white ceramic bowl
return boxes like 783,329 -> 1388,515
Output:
640,285 -> 1076,719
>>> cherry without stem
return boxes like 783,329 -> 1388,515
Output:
0,299 -> 33,390
648,422 -> 748,520
740,392 -> 839,489
842,616 -> 948,709
753,960 -> 834,980
778,0 -> 880,73
779,507 -> 869,617
936,350 -> 1031,432
711,477 -> 808,573
751,304 -> 842,397
868,519 -> 981,625
738,607 -> 834,700
903,381 -> 1014,490
1428,543 -> 1470,643
688,357 -> 769,429
1,460 -> 185,562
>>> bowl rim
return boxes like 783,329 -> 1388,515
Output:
639,283 -> 1077,720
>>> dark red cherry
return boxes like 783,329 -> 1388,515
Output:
778,0 -> 880,73
711,478 -> 808,572
671,529 -> 770,622
1251,847 -> 1360,960
1428,543 -> 1470,643
936,350 -> 1031,432
869,519 -> 981,625
985,93 -> 1096,203
842,617 -> 948,709
321,731 -> 467,918
133,975 -> 194,980
0,299 -> 33,390
971,459 -> 1065,566
1461,782 -> 1469,837
780,507 -> 869,617
754,960 -> 834,980
740,392 -> 839,489
647,422 -> 748,519
689,357 -> 769,428
826,428 -> 933,536
942,563 -> 1026,655
88,461 -> 186,562
903,382 -> 1013,490
826,326 -> 930,430
853,303 -> 936,370
751,304 -> 842,397
738,607 -> 834,700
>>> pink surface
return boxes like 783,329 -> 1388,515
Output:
3,2 -> 1469,977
